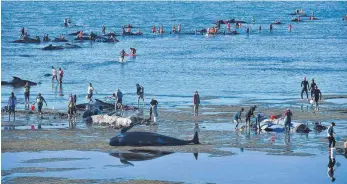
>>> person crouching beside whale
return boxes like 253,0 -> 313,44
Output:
8,92 -> 17,121
33,93 -> 47,117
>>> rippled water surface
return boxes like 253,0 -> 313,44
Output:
1,1 -> 347,109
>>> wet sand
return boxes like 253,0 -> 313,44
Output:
2,96 -> 347,183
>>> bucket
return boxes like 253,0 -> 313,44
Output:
31,124 -> 35,130
31,105 -> 35,111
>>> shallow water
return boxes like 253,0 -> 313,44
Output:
2,149 -> 347,183
2,1 -> 347,111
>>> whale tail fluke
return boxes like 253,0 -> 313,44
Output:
192,131 -> 200,144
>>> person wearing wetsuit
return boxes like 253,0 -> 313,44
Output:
284,108 -> 293,132
269,24 -> 273,32
8,92 -> 17,121
73,94 -> 77,114
259,25 -> 262,32
149,98 -> 159,122
24,82 -> 30,109
33,93 -> 47,116
120,49 -> 126,62
245,105 -> 256,127
21,27 -> 25,37
301,77 -> 310,99
233,108 -> 244,130
327,122 -> 336,148
102,25 -> 106,34
193,91 -> 200,116
313,85 -> 322,111
309,79 -> 316,98
136,83 -> 144,107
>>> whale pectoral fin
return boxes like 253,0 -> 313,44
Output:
120,122 -> 138,133
120,159 -> 134,166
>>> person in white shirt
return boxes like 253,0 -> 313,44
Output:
87,83 -> 97,103
52,66 -> 58,82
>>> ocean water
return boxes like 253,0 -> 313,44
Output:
1,1 -> 347,110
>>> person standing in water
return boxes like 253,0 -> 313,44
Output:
8,92 -> 17,121
288,24 -> 292,32
313,85 -> 322,111
52,66 -> 58,83
58,68 -> 64,84
234,108 -> 244,130
193,91 -> 200,116
116,88 -> 123,108
102,25 -> 106,34
120,49 -> 126,62
269,24 -> 273,32
284,108 -> 293,132
33,93 -> 47,117
24,82 -> 30,109
68,94 -> 75,118
309,79 -> 317,98
301,77 -> 310,100
136,83 -> 144,107
327,122 -> 336,149
245,105 -> 256,127
87,83 -> 97,103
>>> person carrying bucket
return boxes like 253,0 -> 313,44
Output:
33,93 -> 47,117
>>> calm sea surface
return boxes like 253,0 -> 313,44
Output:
2,1 -> 347,109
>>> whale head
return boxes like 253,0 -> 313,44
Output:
109,133 -> 124,146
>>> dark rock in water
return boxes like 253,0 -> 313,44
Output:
44,73 -> 52,77
1,76 -> 38,87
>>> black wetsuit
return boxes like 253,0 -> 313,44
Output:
284,111 -> 292,132
245,107 -> 256,125
310,82 -> 316,97
301,80 -> 309,99
313,89 -> 322,102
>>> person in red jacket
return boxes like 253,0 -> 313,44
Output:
193,91 -> 200,116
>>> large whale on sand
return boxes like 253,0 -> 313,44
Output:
109,123 -> 200,146
1,76 -> 39,87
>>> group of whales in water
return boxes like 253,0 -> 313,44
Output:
10,8 -> 335,51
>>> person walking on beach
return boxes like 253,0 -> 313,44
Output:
58,68 -> 64,83
309,79 -> 316,98
193,91 -> 200,116
150,98 -> 159,123
24,82 -> 30,109
245,105 -> 256,127
301,77 -> 310,100
234,108 -> 244,130
313,85 -> 322,111
284,108 -> 292,132
8,92 -> 17,121
136,83 -> 144,107
68,94 -> 75,118
87,83 -> 97,103
33,93 -> 47,117
52,66 -> 58,83
327,122 -> 336,149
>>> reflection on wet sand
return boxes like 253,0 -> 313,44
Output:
110,149 -> 198,166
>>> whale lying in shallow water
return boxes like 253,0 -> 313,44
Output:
109,123 -> 200,146
1,76 -> 39,87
